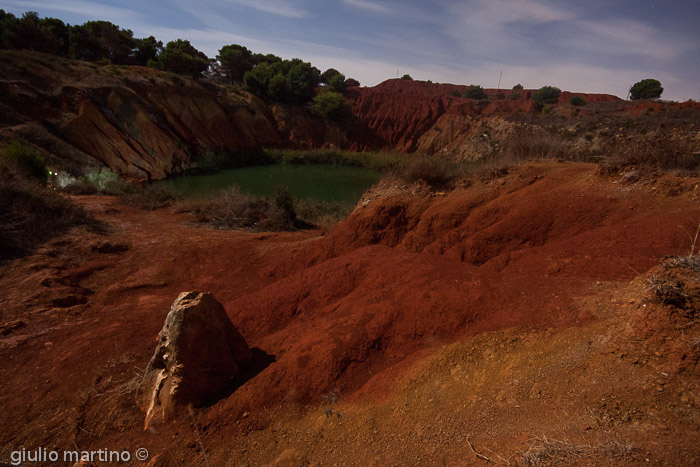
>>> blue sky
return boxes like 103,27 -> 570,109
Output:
2,0 -> 699,100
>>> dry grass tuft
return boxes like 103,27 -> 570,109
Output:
519,435 -> 637,465
647,274 -> 689,308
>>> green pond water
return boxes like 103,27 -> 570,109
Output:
160,164 -> 382,205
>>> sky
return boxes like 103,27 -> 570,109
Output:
2,0 -> 699,101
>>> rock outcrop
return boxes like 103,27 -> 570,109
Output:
137,292 -> 252,428
0,50 -> 339,180
345,79 -> 620,155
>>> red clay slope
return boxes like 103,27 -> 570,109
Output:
346,79 -> 619,152
1,161 -> 699,462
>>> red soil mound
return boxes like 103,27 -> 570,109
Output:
2,161 -> 699,462
220,162 -> 700,413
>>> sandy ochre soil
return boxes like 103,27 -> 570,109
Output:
1,160 -> 700,466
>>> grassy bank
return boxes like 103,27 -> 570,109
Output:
194,148 -> 406,173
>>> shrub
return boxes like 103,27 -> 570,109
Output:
507,92 -> 521,101
85,168 -> 120,191
630,79 -> 663,100
122,184 -> 179,210
1,141 -> 49,184
533,86 -> 561,105
267,185 -> 297,230
570,96 -> 586,107
604,132 -> 698,171
0,178 -> 98,259
401,74 -> 413,80
513,83 -> 524,90
294,198 -> 351,229
62,180 -> 98,195
397,155 -> 458,188
194,185 -> 274,229
465,85 -> 487,100
309,91 -> 352,121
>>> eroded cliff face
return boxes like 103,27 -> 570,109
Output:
344,79 -> 622,159
0,51 -> 341,180
11,50 -> 685,180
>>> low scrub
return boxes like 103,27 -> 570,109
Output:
263,148 -> 404,172
396,154 -> 460,188
1,141 -> 49,184
121,185 -> 180,210
191,149 -> 403,173
192,185 -> 299,231
294,198 -> 353,231
189,185 -> 350,231
0,178 -> 99,260
604,133 -> 699,172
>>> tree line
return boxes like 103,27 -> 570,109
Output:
0,10 -> 359,111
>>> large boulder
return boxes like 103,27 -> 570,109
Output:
137,292 -> 252,428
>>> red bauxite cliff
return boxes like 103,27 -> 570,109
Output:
345,79 -> 619,152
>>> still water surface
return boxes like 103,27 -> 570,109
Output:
160,164 -> 382,205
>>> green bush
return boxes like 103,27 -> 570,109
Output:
401,74 -> 413,80
630,79 -> 663,100
85,168 -> 120,191
465,85 -> 487,100
533,86 -> 561,105
309,91 -> 352,121
507,92 -> 521,101
570,96 -> 586,107
1,141 -> 49,184
512,83 -> 524,90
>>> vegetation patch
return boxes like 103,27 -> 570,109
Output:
0,178 -> 99,260
395,154 -> 460,189
191,185 -> 308,231
1,141 -> 49,184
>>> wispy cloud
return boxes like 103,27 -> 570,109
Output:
343,0 -> 389,14
566,19 -> 682,61
225,0 -> 309,19
2,0 -> 138,23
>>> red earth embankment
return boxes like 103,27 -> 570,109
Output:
345,79 -> 620,152
1,161 -> 700,463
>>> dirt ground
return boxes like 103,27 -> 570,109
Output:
1,161 -> 699,466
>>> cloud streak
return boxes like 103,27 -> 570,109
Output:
225,0 -> 309,19
2,0 -> 139,23
343,0 -> 389,14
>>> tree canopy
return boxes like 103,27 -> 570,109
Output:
156,39 -> 209,77
243,55 -> 320,103
0,9 -> 348,97
217,44 -> 253,83
309,91 -> 352,121
629,79 -> 663,100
